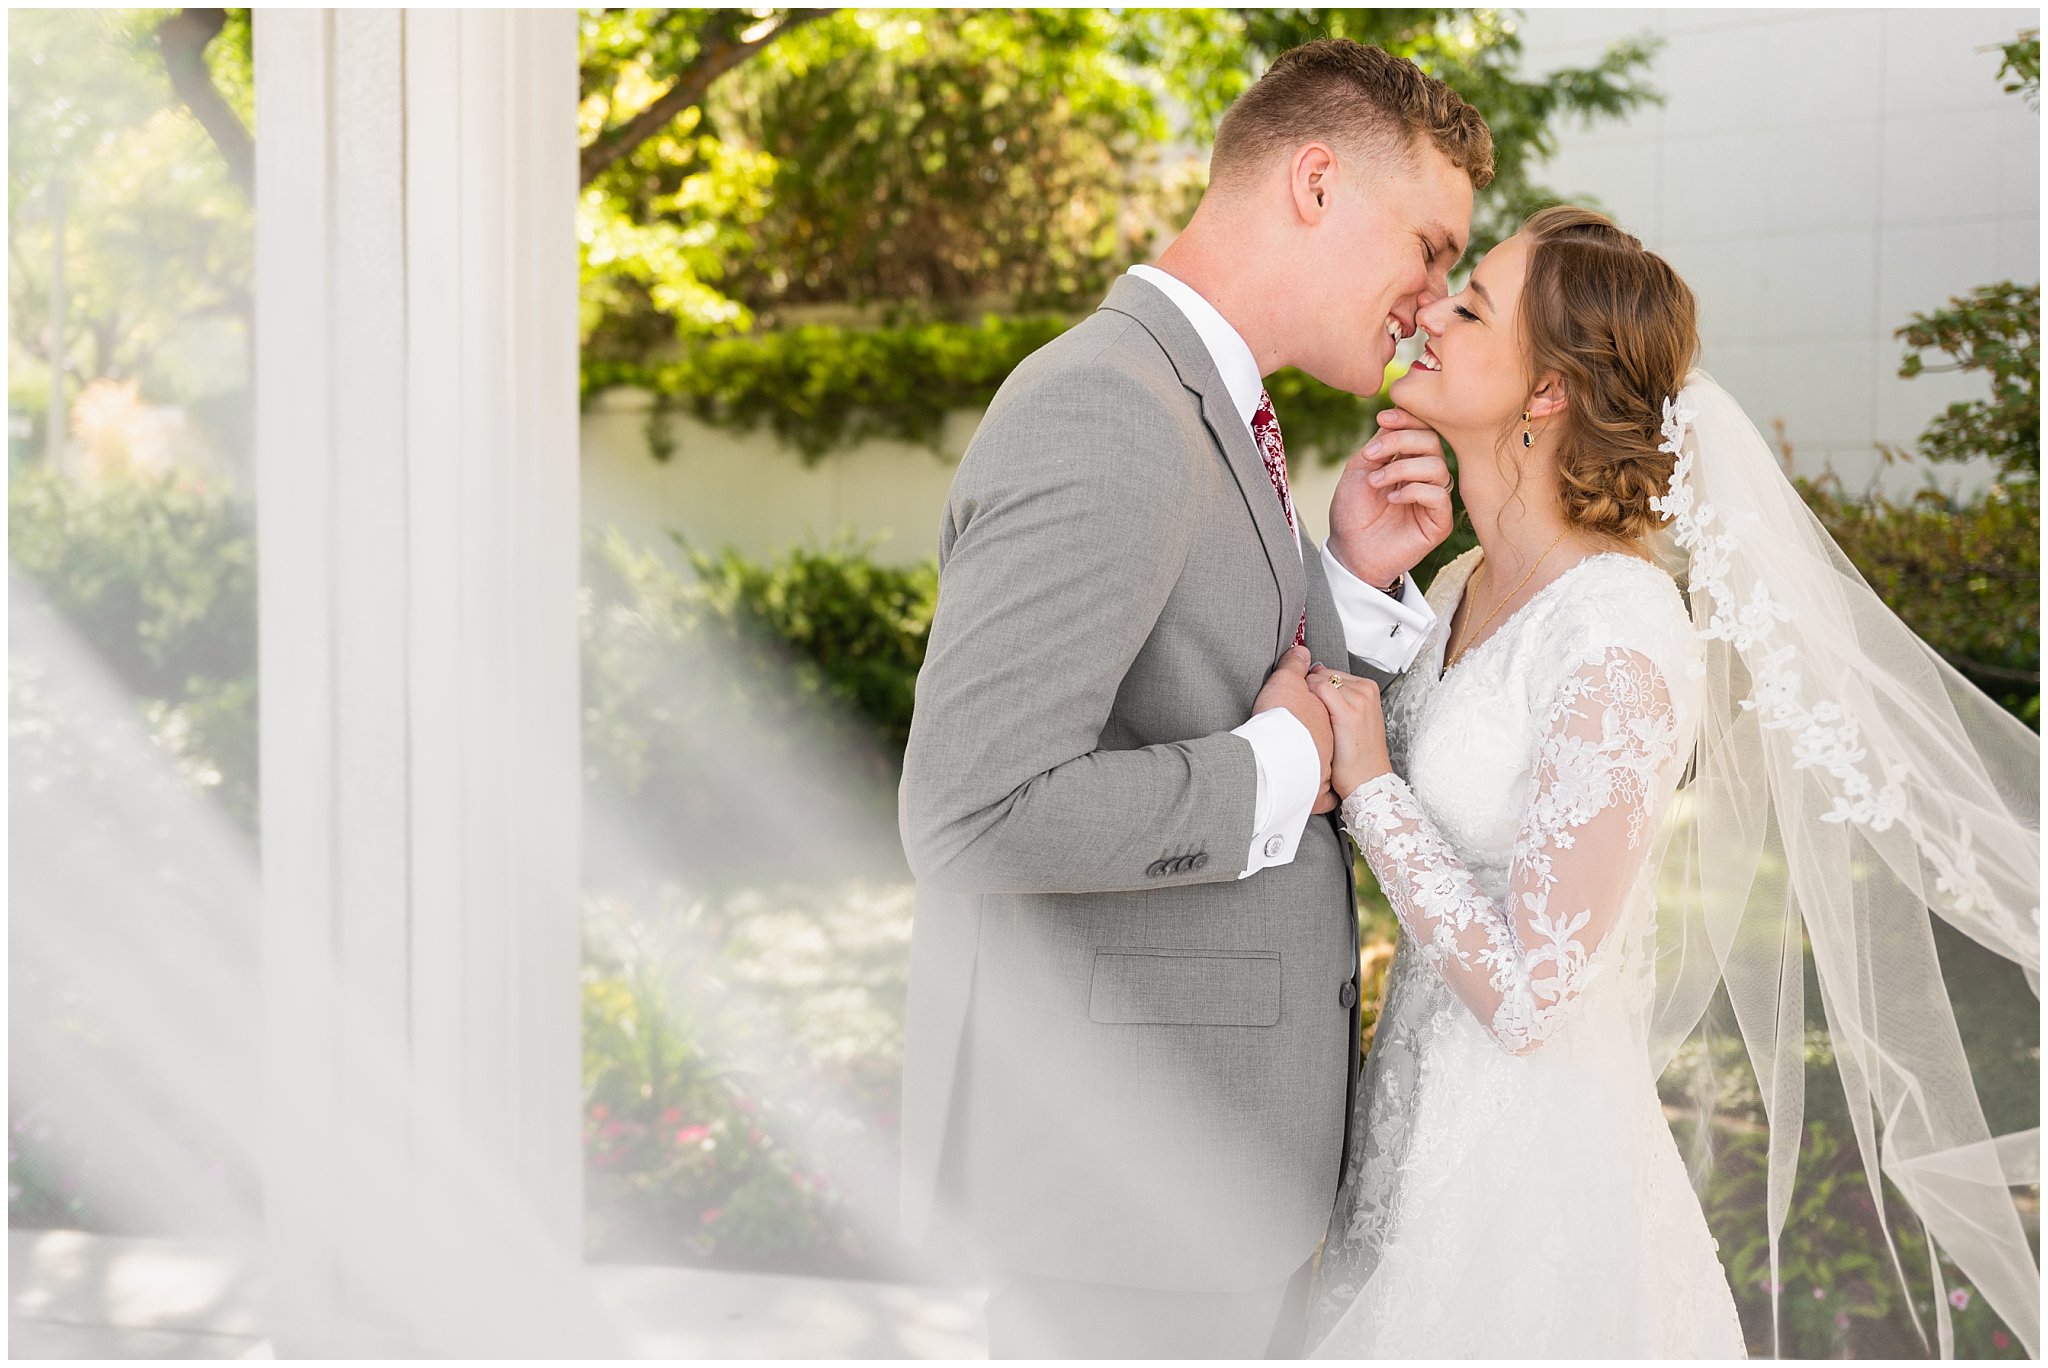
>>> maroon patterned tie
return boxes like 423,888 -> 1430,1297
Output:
1250,388 -> 1308,649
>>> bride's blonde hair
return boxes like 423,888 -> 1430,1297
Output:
1518,206 -> 1698,543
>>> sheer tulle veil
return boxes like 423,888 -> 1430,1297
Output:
1642,370 -> 2040,1356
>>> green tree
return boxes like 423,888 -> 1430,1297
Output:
715,9 -> 1174,316
8,9 -> 253,451
580,8 -> 1661,355
1123,8 -> 1661,259
1893,281 -> 2040,479
1998,28 -> 2039,108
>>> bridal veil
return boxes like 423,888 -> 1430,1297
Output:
1644,370 -> 2040,1357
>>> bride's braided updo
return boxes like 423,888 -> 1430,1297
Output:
1518,206 -> 1699,543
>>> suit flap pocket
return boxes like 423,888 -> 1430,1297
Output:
1087,949 -> 1280,1027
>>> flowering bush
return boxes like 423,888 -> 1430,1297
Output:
579,880 -> 917,1277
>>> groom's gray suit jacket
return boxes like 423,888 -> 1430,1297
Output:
898,274 -> 1370,1292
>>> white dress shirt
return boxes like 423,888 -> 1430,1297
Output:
1125,263 -> 1440,878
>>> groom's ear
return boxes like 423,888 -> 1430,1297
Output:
1289,142 -> 1338,221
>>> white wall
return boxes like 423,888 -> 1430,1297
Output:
1515,6 -> 2040,493
581,8 -> 2042,567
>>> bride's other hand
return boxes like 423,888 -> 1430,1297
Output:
1305,666 -> 1390,802
1325,406 -> 1455,589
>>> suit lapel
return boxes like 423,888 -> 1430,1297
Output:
1100,275 -> 1307,660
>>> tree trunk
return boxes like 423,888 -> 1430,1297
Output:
157,9 -> 255,203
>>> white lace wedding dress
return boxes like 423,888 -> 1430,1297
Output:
1305,548 -> 1748,1358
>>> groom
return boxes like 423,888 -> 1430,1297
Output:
898,40 -> 1489,1358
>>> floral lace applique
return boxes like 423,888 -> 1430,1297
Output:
1339,647 -> 1686,1054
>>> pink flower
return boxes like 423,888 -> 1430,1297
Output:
1949,1288 -> 1972,1311
1757,1277 -> 1781,1294
590,1104 -> 609,1121
700,1207 -> 722,1225
1834,1311 -> 1850,1332
1812,1286 -> 1827,1299
660,1106 -> 683,1125
674,1124 -> 710,1146
1994,1331 -> 2010,1349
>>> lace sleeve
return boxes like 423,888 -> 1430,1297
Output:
1339,647 -> 1687,1054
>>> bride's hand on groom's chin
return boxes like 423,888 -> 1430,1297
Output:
1327,406 -> 1456,588
1305,666 -> 1391,803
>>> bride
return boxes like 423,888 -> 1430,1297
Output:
1298,206 -> 2039,1358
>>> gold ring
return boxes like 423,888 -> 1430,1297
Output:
1329,675 -> 1346,689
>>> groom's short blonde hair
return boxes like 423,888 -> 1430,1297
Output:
1211,39 -> 1494,193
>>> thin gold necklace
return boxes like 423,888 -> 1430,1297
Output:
1445,528 -> 1571,671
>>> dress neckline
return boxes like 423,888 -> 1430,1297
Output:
1434,549 -> 1657,685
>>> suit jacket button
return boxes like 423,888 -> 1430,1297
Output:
1262,834 -> 1285,859
1339,981 -> 1358,1009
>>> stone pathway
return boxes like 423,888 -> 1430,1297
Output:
8,1228 -> 987,1358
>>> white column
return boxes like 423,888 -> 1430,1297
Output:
254,10 -> 607,1355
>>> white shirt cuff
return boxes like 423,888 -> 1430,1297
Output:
1229,707 -> 1322,878
1321,541 -> 1438,673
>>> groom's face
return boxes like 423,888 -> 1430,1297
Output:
1295,144 -> 1473,398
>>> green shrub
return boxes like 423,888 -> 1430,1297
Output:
580,529 -> 931,886
579,881 -> 913,1277
1679,1115 -> 2031,1358
1800,476 -> 2038,727
582,313 -> 1394,465
680,537 -> 938,752
6,462 -> 259,827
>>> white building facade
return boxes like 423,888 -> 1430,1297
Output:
1514,6 -> 2039,491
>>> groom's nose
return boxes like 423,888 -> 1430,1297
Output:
1419,262 -> 1453,307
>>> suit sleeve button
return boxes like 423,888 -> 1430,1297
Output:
1191,852 -> 1209,871
1145,860 -> 1167,877
1338,981 -> 1358,1009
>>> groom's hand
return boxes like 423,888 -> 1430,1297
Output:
1327,406 -> 1456,589
1254,644 -> 1335,798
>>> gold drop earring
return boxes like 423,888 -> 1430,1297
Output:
1522,410 -> 1533,449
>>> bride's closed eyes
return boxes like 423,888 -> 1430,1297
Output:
1452,304 -> 1481,322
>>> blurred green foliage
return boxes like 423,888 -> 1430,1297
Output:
580,879 -> 916,1275
1802,279 -> 2042,726
7,463 -> 259,828
1800,479 -> 2039,726
588,312 -> 1398,462
586,315 -> 1072,459
1675,1114 -> 2031,1359
580,527 -> 932,887
1893,282 -> 2040,479
8,9 -> 254,449
1999,28 -> 2040,107
579,8 -> 1662,462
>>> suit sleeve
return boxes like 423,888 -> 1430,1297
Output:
898,364 -> 1264,895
